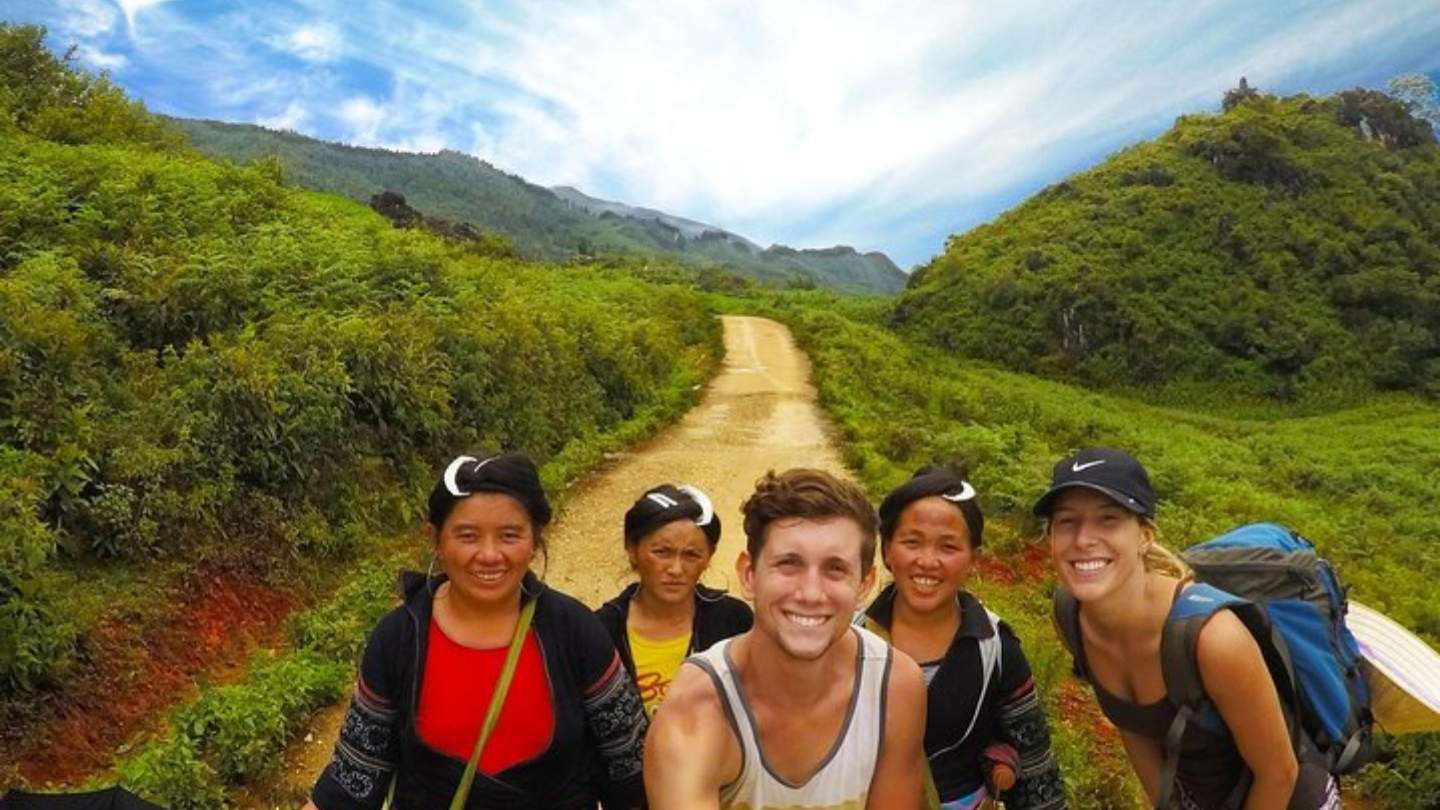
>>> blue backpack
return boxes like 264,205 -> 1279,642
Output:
1055,523 -> 1374,809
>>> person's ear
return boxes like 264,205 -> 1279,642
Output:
858,564 -> 876,603
737,550 -> 756,600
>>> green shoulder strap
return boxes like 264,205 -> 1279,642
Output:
448,596 -> 538,810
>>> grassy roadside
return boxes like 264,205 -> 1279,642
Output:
731,290 -> 1440,809
101,342 -> 721,809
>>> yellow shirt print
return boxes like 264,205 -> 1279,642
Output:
628,626 -> 691,714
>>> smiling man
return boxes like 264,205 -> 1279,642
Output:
644,468 -> 927,810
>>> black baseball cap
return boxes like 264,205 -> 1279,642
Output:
1032,447 -> 1155,518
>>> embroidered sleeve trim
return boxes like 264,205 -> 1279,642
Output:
321,677 -> 399,803
998,679 -> 1068,810
581,652 -> 648,782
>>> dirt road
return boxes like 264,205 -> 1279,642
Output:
546,314 -> 850,604
238,314 -> 849,806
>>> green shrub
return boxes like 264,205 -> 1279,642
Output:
287,563 -> 399,662
117,735 -> 229,810
0,447 -> 77,690
0,77 -> 722,703
175,651 -> 346,783
1358,735 -> 1440,810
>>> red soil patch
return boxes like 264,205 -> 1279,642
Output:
977,553 -> 1021,586
979,542 -> 1053,587
2,570 -> 299,786
1016,543 -> 1052,583
1055,679 -> 1120,747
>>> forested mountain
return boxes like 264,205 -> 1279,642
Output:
895,86 -> 1440,401
174,119 -> 907,294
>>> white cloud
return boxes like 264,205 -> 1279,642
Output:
338,96 -> 387,143
273,23 -> 344,63
257,100 -> 309,132
75,43 -> 127,71
115,0 -> 175,38
58,0 -> 118,37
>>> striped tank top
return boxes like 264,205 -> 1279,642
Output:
688,626 -> 892,810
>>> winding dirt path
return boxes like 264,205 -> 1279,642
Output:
237,315 -> 851,807
546,314 -> 850,603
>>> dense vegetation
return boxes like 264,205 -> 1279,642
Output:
896,87 -> 1440,402
113,557 -> 404,807
0,21 -> 719,723
174,118 -> 908,294
735,290 -> 1440,808
6,23 -> 1438,808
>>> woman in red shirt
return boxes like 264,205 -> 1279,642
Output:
306,453 -> 647,810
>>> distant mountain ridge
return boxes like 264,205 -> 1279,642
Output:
172,119 -> 906,294
550,185 -> 753,245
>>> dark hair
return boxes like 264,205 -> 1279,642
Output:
624,483 -> 721,549
878,464 -> 984,549
741,469 -> 877,575
427,453 -> 552,552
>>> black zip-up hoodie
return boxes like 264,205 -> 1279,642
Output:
864,585 -> 1067,809
311,571 -> 648,810
594,582 -> 753,676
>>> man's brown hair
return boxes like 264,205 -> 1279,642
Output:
741,468 -> 878,575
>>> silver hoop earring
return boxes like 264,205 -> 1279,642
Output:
427,553 -> 438,580
520,574 -> 542,599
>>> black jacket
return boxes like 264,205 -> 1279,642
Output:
864,585 -> 1066,809
311,571 -> 648,810
594,582 -> 752,676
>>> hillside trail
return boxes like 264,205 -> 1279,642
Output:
235,314 -> 852,807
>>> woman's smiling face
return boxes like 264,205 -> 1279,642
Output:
432,492 -> 536,608
1047,487 -> 1151,602
884,496 -> 974,615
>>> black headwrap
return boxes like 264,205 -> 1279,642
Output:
623,483 -> 721,548
426,452 -> 553,529
877,465 -> 984,547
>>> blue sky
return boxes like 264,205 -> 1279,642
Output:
6,1 -> 1440,269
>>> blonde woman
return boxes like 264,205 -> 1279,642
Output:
1038,447 -> 1337,810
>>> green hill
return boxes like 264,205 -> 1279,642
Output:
895,87 -> 1440,402
173,118 -> 907,294
0,20 -> 717,731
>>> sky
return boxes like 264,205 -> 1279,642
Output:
6,1 -> 1440,269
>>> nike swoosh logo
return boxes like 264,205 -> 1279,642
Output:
1072,460 -> 1106,472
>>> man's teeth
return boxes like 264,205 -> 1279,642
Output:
786,613 -> 826,628
911,576 -> 942,588
1073,560 -> 1109,572
471,570 -> 505,582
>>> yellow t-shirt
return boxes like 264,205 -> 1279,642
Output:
628,625 -> 691,714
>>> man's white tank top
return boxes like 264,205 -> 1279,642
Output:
687,626 -> 892,810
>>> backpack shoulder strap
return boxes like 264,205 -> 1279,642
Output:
1158,582 -> 1241,709
1154,582 -> 1252,810
1052,586 -> 1089,680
